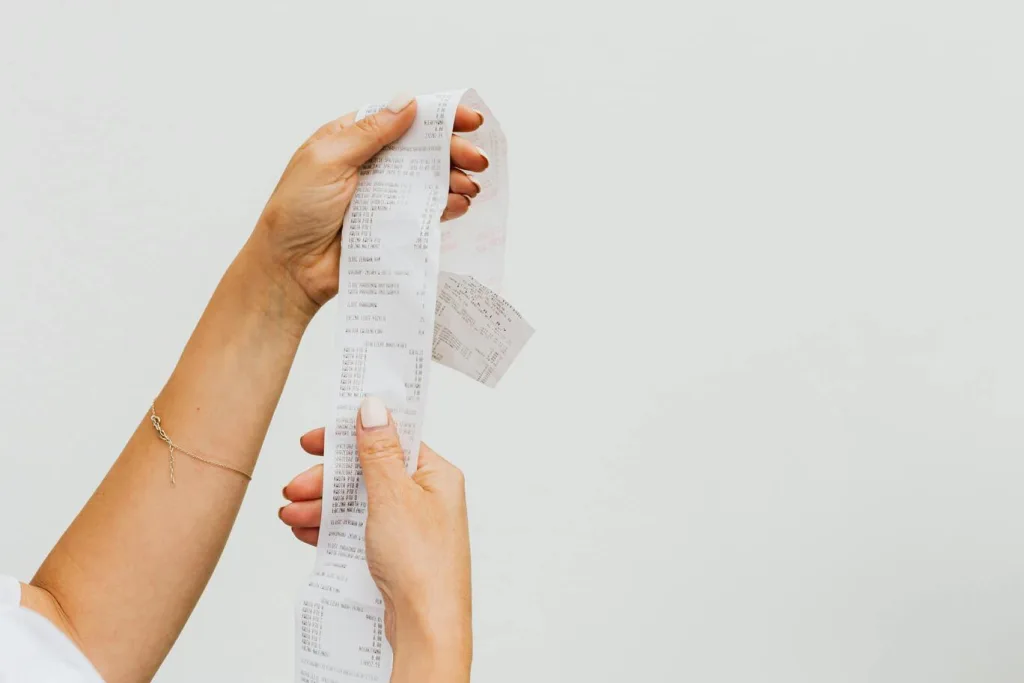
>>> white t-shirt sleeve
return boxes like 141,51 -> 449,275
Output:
0,575 -> 105,682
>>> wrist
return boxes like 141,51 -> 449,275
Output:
391,607 -> 471,683
232,233 -> 319,339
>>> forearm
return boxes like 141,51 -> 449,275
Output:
30,234 -> 313,683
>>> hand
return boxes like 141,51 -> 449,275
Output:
250,93 -> 488,312
281,397 -> 472,682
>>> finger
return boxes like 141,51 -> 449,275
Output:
279,499 -> 323,528
453,105 -> 485,133
306,112 -> 357,145
450,135 -> 489,172
357,396 -> 409,499
283,463 -> 324,502
318,104 -> 475,145
449,169 -> 480,197
300,428 -> 325,456
292,527 -> 320,546
326,94 -> 418,168
323,104 -> 477,140
412,442 -> 464,497
415,442 -> 443,471
284,110 -> 355,181
441,193 -> 471,221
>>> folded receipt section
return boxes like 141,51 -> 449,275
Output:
296,90 -> 532,682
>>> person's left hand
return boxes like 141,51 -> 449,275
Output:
278,427 -> 329,546
249,94 -> 488,314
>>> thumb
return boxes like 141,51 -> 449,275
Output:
332,93 -> 417,168
357,396 -> 408,496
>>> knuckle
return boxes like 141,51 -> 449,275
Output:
353,115 -> 385,144
449,465 -> 466,488
361,436 -> 404,463
306,140 -> 336,168
313,118 -> 343,141
260,201 -> 281,231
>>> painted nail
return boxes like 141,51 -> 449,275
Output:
386,93 -> 415,113
476,146 -> 490,168
360,396 -> 389,429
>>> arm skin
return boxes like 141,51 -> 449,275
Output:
22,231 -> 315,683
18,97 -> 487,683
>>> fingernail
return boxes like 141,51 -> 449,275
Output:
468,176 -> 482,194
474,109 -> 485,125
278,505 -> 287,520
386,93 -> 415,113
360,396 -> 389,429
461,194 -> 473,207
476,146 -> 490,168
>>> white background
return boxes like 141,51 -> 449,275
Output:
1,1 -> 1023,681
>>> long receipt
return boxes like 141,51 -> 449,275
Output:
296,89 -> 532,682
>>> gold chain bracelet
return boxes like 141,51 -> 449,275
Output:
149,404 -> 253,485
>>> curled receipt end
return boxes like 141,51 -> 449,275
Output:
434,272 -> 533,388
295,89 -> 531,681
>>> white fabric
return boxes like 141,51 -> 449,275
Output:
0,575 -> 104,682
0,574 -> 19,606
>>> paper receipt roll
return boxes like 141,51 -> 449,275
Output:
295,89 -> 529,683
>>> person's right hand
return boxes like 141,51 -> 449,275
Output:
280,396 -> 472,682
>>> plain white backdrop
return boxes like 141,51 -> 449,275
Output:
2,1 -> 1024,681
